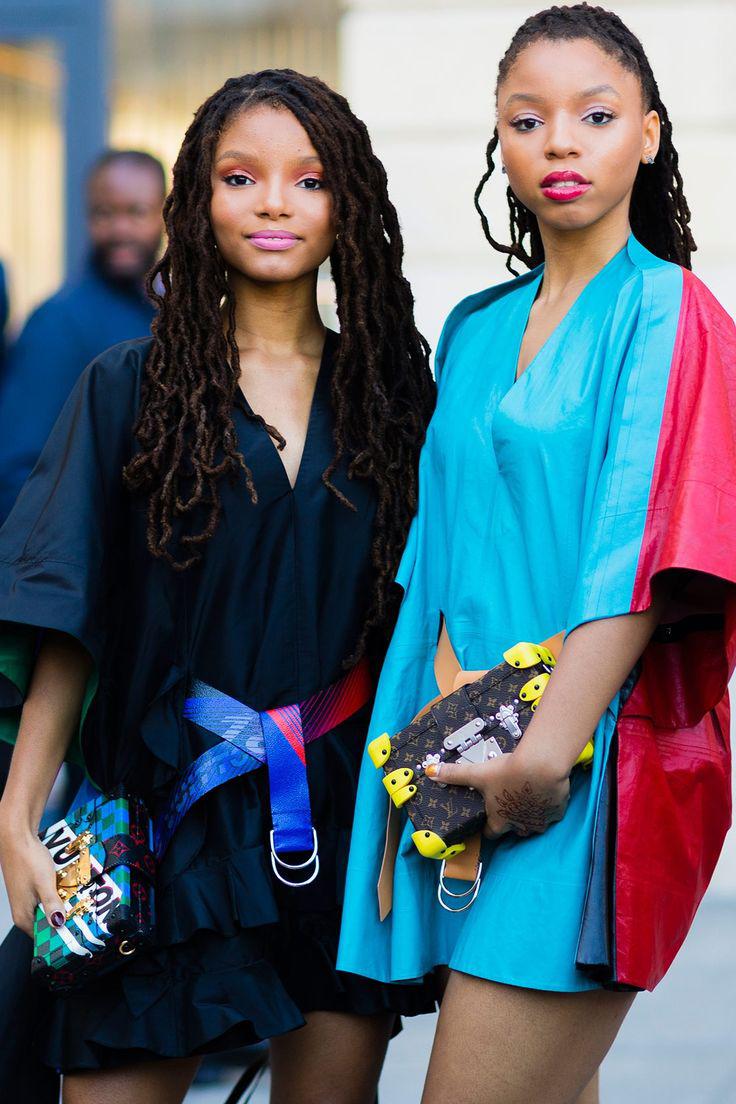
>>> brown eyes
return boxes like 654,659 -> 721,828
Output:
221,173 -> 326,190
509,110 -> 615,131
223,172 -> 254,186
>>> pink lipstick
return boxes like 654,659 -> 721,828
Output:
248,231 -> 300,251
540,170 -> 591,202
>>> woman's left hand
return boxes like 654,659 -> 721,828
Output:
425,747 -> 570,840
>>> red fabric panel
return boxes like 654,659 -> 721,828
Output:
615,270 -> 736,989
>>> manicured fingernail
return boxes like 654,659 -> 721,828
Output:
51,912 -> 65,928
425,765 -> 439,778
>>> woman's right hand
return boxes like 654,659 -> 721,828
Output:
0,816 -> 66,937
0,630 -> 94,938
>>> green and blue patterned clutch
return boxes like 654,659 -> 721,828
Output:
32,787 -> 155,991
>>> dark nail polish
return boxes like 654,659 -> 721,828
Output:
51,912 -> 65,928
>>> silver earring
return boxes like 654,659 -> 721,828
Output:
645,154 -> 655,165
501,164 -> 507,175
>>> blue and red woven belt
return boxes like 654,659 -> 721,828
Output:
153,659 -> 372,886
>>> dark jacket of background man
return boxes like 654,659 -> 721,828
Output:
0,150 -> 165,524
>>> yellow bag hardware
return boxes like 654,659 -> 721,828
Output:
519,672 -> 550,703
503,641 -> 555,669
367,733 -> 392,768
576,740 -> 595,768
382,767 -> 413,795
411,830 -> 466,860
391,783 -> 417,808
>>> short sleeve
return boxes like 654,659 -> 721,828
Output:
0,339 -> 145,759
566,266 -> 736,725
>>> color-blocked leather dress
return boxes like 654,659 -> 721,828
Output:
339,236 -> 736,995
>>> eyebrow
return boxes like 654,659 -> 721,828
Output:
215,149 -> 322,165
503,93 -> 544,108
579,83 -> 621,98
503,83 -> 621,109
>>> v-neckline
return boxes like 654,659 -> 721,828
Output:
236,329 -> 333,495
511,236 -> 631,386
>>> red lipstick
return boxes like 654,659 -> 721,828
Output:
540,170 -> 591,203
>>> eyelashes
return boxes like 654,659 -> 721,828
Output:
221,172 -> 327,189
223,172 -> 255,186
296,177 -> 327,190
583,110 -> 616,126
510,117 -> 541,132
508,109 -> 616,131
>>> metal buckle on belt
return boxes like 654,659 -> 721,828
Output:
269,828 -> 320,888
437,858 -> 483,913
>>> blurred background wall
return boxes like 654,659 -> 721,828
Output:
341,0 -> 736,350
0,0 -> 338,330
0,0 -> 733,892
0,40 -> 63,332
111,0 -> 339,192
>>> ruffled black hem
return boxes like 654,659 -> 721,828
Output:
39,920 -> 436,1072
157,840 -> 280,942
45,940 -> 303,1070
155,820 -> 357,943
0,897 -> 438,1075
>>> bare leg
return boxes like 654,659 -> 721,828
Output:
63,1056 -> 201,1104
269,1010 -> 395,1104
422,971 -> 633,1104
435,966 -> 600,1103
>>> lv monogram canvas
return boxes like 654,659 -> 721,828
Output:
368,641 -> 592,861
32,788 -> 156,991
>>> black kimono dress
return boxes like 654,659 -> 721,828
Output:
0,332 -> 436,1077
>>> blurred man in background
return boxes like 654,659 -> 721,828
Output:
0,149 -> 165,523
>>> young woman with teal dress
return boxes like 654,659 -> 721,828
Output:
339,7 -> 736,1103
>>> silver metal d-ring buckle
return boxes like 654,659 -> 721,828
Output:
437,859 -> 483,913
269,828 -> 320,887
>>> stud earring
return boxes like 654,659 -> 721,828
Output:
645,154 -> 655,165
501,164 -> 507,175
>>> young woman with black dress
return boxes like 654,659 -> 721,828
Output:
0,69 -> 437,1104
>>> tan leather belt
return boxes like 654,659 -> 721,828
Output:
377,621 -> 565,920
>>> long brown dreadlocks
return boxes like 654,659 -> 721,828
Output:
474,3 -> 696,274
123,69 -> 436,659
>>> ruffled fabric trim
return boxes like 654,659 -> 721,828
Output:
157,841 -> 280,942
44,942 -> 304,1071
38,912 -> 437,1071
155,824 -> 355,946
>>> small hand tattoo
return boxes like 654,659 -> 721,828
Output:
493,781 -> 564,835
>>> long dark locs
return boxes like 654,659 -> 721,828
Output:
474,3 -> 696,274
123,70 -> 436,659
